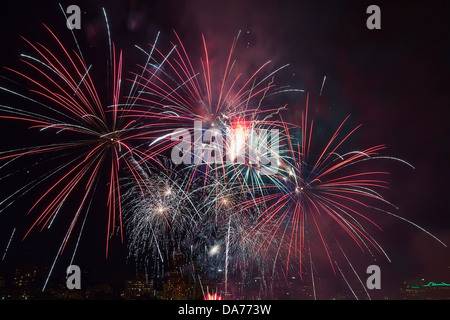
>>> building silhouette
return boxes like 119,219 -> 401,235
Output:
400,279 -> 450,300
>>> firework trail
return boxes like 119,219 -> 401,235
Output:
2,228 -> 16,261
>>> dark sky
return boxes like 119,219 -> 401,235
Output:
0,0 -> 449,297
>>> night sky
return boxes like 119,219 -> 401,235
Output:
0,0 -> 449,299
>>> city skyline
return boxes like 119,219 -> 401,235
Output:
1,254 -> 449,300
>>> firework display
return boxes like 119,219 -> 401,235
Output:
0,22 -> 165,259
0,2 -> 448,302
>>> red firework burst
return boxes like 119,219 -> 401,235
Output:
0,24 -> 160,256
